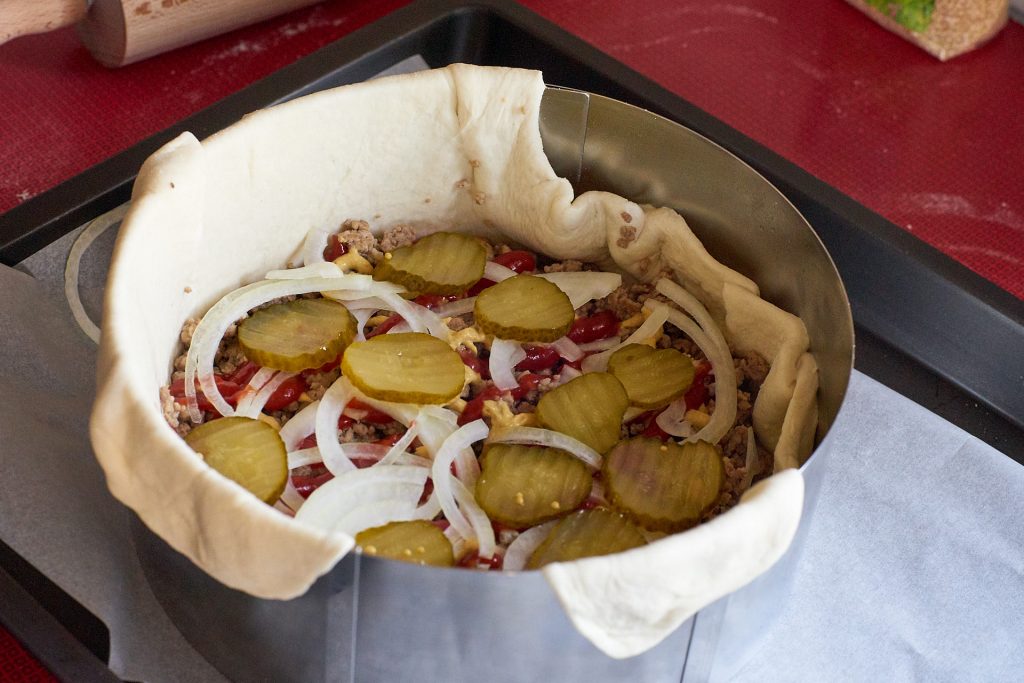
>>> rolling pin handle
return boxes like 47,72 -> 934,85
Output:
0,0 -> 89,45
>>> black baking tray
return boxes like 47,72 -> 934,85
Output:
2,0 -> 1022,678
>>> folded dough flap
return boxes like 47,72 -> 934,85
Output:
722,281 -> 815,463
542,469 -> 804,658
92,130 -> 353,601
92,63 -> 818,612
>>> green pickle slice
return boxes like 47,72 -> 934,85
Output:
607,344 -> 695,409
373,231 -> 487,295
603,437 -> 724,532
341,332 -> 465,404
475,444 -> 592,528
526,508 -> 646,569
474,274 -> 574,342
184,416 -> 288,504
356,520 -> 455,567
238,298 -> 356,372
535,372 -> 628,453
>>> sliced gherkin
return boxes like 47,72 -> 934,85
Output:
474,274 -> 574,342
341,332 -> 465,404
535,372 -> 628,454
603,437 -> 724,532
373,231 -> 486,295
185,416 -> 288,504
356,520 -> 455,567
607,343 -> 695,409
475,443 -> 592,528
526,508 -> 646,569
238,298 -> 356,372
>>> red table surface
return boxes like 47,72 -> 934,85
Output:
0,0 -> 1021,678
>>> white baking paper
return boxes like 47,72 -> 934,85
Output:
3,222 -> 1022,681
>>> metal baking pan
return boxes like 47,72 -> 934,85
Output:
2,0 -> 1021,678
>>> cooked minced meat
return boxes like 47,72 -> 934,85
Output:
163,223 -> 774,555
378,224 -> 416,253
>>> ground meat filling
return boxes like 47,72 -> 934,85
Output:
163,221 -> 773,549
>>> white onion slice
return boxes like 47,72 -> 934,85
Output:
279,477 -> 306,514
490,339 -> 526,390
488,426 -> 602,470
589,479 -> 609,507
183,273 -> 374,421
433,296 -> 476,318
645,298 -> 737,445
279,400 -> 320,451
741,426 -> 758,490
65,203 -> 126,344
316,377 -> 357,475
554,365 -> 582,386
484,261 -> 517,282
231,367 -> 277,418
414,406 -> 479,484
549,336 -> 583,362
236,370 -> 296,418
580,305 -> 669,373
387,321 -> 412,335
337,494 -> 440,537
349,388 -> 420,427
351,308 -> 374,342
295,465 -> 429,534
537,271 -> 622,310
338,443 -> 392,462
327,280 -> 407,301
431,420 -> 490,545
287,447 -> 322,470
451,477 -> 496,559
378,423 -> 420,466
301,228 -> 330,266
266,262 -> 342,280
444,524 -> 471,561
335,500 -> 419,536
503,521 -> 557,571
576,337 -> 620,353
655,397 -> 695,438
379,292 -> 449,339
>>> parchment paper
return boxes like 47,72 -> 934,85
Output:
3,51 -> 1022,677
3,214 -> 1022,682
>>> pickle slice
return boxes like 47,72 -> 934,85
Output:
526,508 -> 646,569
474,275 -> 574,342
475,444 -> 592,528
341,332 -> 465,404
184,416 -> 288,504
603,438 -> 724,532
607,344 -> 695,409
373,231 -> 486,295
238,298 -> 357,372
356,520 -> 455,567
535,372 -> 628,453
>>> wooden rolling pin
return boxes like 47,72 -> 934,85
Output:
0,0 -> 325,66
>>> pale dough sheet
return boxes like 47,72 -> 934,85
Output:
90,64 -> 815,655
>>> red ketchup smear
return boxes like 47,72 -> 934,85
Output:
458,552 -> 504,570
457,372 -> 546,426
458,347 -> 489,379
515,345 -> 560,372
227,361 -> 260,386
292,464 -> 333,499
568,309 -> 620,344
467,249 -> 537,296
322,234 -> 347,262
262,375 -> 308,411
168,376 -> 242,415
